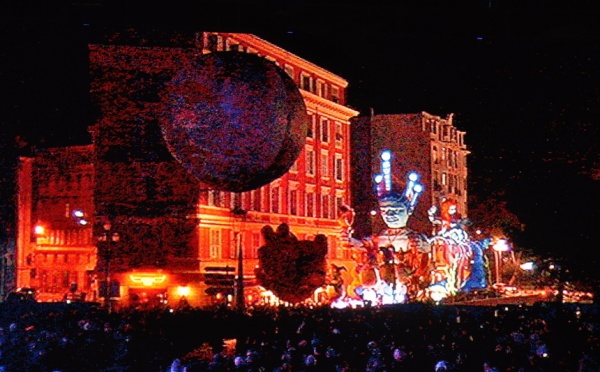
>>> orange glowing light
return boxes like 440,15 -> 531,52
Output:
177,286 -> 190,297
34,225 -> 45,235
129,273 -> 167,287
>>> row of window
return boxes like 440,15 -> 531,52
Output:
36,229 -> 93,246
302,147 -> 344,180
207,229 -> 351,260
204,33 -> 342,104
299,71 -> 341,103
207,189 -> 347,219
33,252 -> 93,265
38,172 -> 93,194
432,146 -> 463,168
426,119 -> 465,147
307,114 -> 344,147
433,171 -> 465,196
33,269 -> 86,293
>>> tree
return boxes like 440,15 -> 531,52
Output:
468,191 -> 524,243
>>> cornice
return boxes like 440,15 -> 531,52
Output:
301,91 -> 359,121
225,33 -> 350,87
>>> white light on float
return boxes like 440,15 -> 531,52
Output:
381,150 -> 391,161
429,290 -> 445,304
380,151 -> 392,193
374,174 -> 384,197
411,183 -> 424,209
405,172 -> 418,197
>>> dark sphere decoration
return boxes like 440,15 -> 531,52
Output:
255,224 -> 328,304
161,51 -> 309,192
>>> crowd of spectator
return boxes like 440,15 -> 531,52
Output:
0,300 -> 598,371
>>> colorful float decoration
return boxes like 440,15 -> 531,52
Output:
331,150 -> 491,307
255,150 -> 490,306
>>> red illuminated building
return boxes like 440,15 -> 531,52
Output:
15,32 -> 359,306
16,145 -> 97,302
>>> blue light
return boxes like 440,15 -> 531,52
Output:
408,172 -> 419,182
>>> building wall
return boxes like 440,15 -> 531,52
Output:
191,33 -> 359,274
88,42 -> 203,275
17,146 -> 98,301
87,31 -> 359,305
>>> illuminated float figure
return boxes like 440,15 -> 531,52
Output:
331,150 -> 490,307
340,150 -> 432,305
427,199 -> 491,300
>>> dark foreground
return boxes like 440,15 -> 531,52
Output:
0,301 -> 598,371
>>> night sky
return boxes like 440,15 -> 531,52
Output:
1,1 -> 598,276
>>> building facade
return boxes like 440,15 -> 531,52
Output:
351,112 -> 470,239
16,145 -> 97,302
15,32 -> 359,306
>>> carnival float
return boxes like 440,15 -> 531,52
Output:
256,150 -> 492,307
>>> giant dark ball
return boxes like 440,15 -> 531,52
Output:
161,51 -> 309,192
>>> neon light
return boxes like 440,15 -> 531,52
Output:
129,274 -> 167,287
380,151 -> 392,193
405,172 -> 420,197
381,150 -> 391,161
374,174 -> 384,196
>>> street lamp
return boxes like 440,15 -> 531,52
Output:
98,222 -> 120,311
493,239 -> 510,285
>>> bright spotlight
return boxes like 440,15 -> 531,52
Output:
34,225 -> 45,235
177,286 -> 191,297
520,262 -> 535,271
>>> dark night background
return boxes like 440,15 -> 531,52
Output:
1,1 -> 598,278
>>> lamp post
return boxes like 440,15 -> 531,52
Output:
231,195 -> 246,313
493,239 -> 510,285
98,222 -> 119,311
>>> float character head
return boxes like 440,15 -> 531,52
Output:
378,192 -> 410,229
